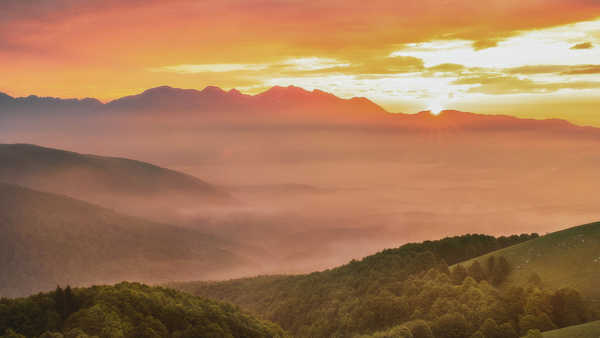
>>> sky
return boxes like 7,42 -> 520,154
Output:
1,0 -> 600,125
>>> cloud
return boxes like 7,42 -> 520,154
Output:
153,64 -> 269,73
154,56 -> 424,77
454,74 -> 600,94
505,64 -> 600,75
472,40 -> 499,50
571,42 -> 593,49
426,63 -> 466,74
561,65 -> 600,75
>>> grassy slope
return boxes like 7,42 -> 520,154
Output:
455,222 -> 600,300
0,183 -> 243,298
541,320 -> 600,337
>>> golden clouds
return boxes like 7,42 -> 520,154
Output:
453,74 -> 600,94
1,1 -> 600,124
571,42 -> 593,49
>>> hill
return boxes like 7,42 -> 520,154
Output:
454,221 -> 600,301
540,320 -> 600,338
0,183 -> 244,298
170,233 -> 547,337
0,282 -> 285,338
0,144 -> 232,220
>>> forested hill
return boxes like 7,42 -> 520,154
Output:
171,233 -> 558,337
0,282 -> 285,338
0,183 -> 243,298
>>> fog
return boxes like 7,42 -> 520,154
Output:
2,110 -> 599,279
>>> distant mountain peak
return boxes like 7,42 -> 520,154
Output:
201,85 -> 228,95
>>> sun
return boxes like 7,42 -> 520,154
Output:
426,102 -> 444,116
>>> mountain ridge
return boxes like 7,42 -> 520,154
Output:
0,143 -> 233,221
1,86 -> 598,131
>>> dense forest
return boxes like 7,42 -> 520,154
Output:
173,233 -> 597,337
0,282 -> 284,338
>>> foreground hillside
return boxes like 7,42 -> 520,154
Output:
0,183 -> 243,298
541,320 -> 600,338
0,282 -> 285,338
172,233 -> 575,337
0,144 -> 232,220
456,222 -> 600,301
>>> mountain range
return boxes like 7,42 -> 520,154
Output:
1,85 -> 597,132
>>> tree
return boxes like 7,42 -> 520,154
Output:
64,328 -> 93,338
519,313 -> 556,335
523,329 -> 542,338
0,329 -> 26,338
371,325 -> 414,338
469,331 -> 484,338
55,286 -> 66,319
432,313 -> 468,338
450,265 -> 468,284
39,332 -> 64,338
406,320 -> 434,338
550,288 -> 588,328
479,318 -> 500,338
486,256 -> 496,279
64,286 -> 77,319
490,257 -> 510,286
468,261 -> 486,282
498,322 -> 518,338
527,273 -> 542,287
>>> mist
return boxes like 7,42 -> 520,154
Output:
2,109 -> 599,280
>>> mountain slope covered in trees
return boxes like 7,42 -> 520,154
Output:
171,233 -> 583,337
0,282 -> 285,338
0,183 -> 244,298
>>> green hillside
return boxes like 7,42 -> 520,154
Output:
172,233 -> 556,337
0,282 -> 285,338
540,320 -> 600,338
0,183 -> 243,298
455,222 -> 600,301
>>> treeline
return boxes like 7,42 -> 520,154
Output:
171,233 -> 554,337
0,282 -> 285,338
357,260 -> 593,338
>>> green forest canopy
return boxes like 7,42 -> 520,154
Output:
0,282 -> 284,338
172,233 -> 598,337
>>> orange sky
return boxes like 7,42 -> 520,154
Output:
1,0 -> 600,125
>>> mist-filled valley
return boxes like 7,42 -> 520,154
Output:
1,87 -> 600,291
4,0 -> 600,336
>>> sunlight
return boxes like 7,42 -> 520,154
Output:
426,102 -> 444,115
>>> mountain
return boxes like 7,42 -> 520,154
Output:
0,144 -> 233,220
0,92 -> 102,114
0,282 -> 285,337
388,110 -> 597,133
0,182 -> 244,298
104,85 -> 388,123
455,221 -> 600,301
